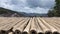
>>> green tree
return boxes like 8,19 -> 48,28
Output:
48,10 -> 54,17
48,0 -> 60,17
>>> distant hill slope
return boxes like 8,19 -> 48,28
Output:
0,7 -> 47,17
0,7 -> 26,17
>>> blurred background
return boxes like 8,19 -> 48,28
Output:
0,0 -> 60,17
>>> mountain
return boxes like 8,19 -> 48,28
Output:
0,7 -> 26,17
25,13 -> 48,17
0,7 -> 47,17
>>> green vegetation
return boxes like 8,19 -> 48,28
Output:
48,0 -> 60,17
0,7 -> 17,14
0,7 -> 21,17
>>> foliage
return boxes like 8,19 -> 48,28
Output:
48,0 -> 60,17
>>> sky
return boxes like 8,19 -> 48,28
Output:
0,0 -> 55,14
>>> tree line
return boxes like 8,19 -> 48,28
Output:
48,0 -> 60,17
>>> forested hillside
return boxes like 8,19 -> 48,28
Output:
48,0 -> 60,17
0,7 -> 25,17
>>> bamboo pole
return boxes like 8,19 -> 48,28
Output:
0,18 -> 15,30
8,32 -> 13,34
0,18 -> 24,34
43,18 -> 60,34
50,23 -> 60,34
2,18 -> 21,30
50,18 -> 60,33
0,18 -> 20,34
37,17 -> 51,34
12,18 -> 26,31
40,18 -> 59,34
22,18 -> 32,34
0,18 -> 12,27
13,18 -> 28,34
30,17 -> 37,34
14,18 -> 30,34
35,17 -> 43,34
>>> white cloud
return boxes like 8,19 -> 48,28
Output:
0,0 -> 55,13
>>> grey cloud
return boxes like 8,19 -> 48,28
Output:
26,0 -> 55,8
0,0 -> 55,13
26,0 -> 40,8
11,0 -> 20,5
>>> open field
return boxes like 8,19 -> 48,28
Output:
0,17 -> 60,34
